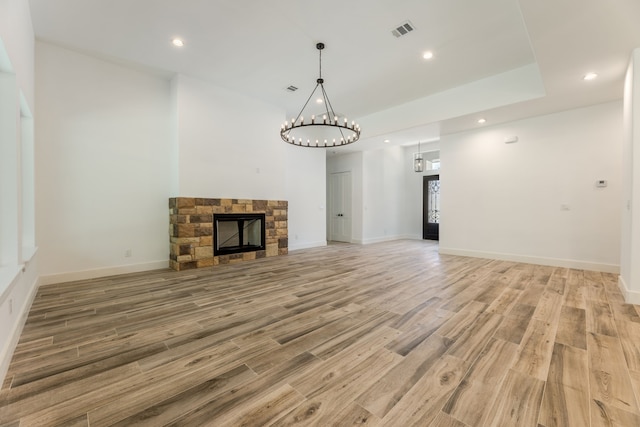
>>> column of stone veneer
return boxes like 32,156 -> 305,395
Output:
169,197 -> 288,271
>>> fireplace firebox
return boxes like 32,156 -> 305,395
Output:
214,213 -> 266,256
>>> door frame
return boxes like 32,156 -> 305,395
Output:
328,171 -> 352,242
423,174 -> 440,241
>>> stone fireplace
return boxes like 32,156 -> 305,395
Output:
169,198 -> 288,271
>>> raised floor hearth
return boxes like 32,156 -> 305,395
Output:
169,198 -> 288,271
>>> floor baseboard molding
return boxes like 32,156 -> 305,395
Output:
288,241 -> 327,251
360,236 -> 400,245
39,260 -> 170,286
618,276 -> 640,304
439,247 -> 620,274
353,235 -> 421,245
0,273 -> 40,389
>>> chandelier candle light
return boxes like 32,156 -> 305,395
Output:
280,43 -> 361,148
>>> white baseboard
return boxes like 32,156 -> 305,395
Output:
39,260 -> 169,286
353,235 -> 418,245
438,247 -> 620,274
288,240 -> 328,251
358,236 -> 396,245
618,276 -> 640,304
0,272 -> 40,388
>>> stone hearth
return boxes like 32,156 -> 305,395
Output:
169,198 -> 288,271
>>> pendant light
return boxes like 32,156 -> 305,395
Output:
414,141 -> 424,172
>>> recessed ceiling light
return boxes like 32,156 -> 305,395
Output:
384,139 -> 391,143
583,72 -> 598,81
423,51 -> 434,60
171,38 -> 184,47
477,118 -> 486,124
316,98 -> 323,104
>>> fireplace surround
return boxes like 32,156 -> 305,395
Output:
169,198 -> 288,271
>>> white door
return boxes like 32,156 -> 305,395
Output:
329,171 -> 352,242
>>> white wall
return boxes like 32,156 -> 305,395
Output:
35,42 -> 173,282
34,42 -> 329,283
362,147 -> 406,243
33,40 -> 332,282
620,48 -> 640,303
285,146 -> 327,250
328,146 -> 416,244
174,74 -> 286,200
0,0 -> 38,389
440,101 -> 623,272
173,74 -> 327,251
0,0 -> 34,107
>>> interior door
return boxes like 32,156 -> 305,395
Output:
329,171 -> 352,242
423,175 -> 440,240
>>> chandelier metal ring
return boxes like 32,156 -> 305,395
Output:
280,42 -> 361,148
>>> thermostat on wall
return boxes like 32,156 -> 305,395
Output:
596,180 -> 608,188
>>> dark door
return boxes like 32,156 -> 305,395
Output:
423,175 -> 440,240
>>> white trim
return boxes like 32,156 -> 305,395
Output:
618,276 -> 640,304
357,235 -> 407,245
288,241 -> 327,251
39,260 -> 169,286
355,237 -> 387,245
353,235 -> 423,245
438,247 -> 620,274
0,274 -> 39,387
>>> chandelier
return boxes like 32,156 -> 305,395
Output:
280,42 -> 361,148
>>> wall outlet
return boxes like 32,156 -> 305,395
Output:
125,249 -> 132,257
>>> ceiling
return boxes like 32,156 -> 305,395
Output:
28,0 -> 640,153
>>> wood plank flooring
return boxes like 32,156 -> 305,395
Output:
1,240 -> 639,426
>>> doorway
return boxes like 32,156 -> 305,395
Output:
329,171 -> 352,242
423,175 -> 440,240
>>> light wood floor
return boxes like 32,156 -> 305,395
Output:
1,240 -> 640,426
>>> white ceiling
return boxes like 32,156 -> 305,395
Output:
28,0 -> 640,153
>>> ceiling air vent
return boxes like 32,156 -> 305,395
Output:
392,21 -> 415,38
286,85 -> 298,92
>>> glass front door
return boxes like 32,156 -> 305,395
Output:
423,175 -> 440,240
